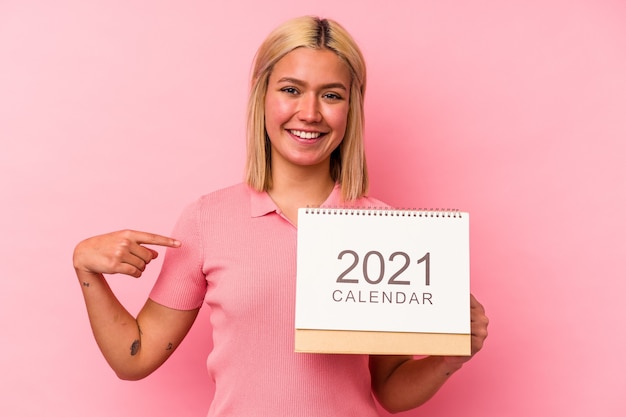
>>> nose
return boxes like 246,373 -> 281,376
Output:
298,93 -> 322,123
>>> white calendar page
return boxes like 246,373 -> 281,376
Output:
295,208 -> 470,335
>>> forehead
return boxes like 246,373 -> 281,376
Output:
270,47 -> 351,86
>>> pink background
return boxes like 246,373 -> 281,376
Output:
1,1 -> 625,416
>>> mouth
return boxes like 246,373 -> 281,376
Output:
289,129 -> 324,140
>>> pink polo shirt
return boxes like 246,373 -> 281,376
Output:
150,183 -> 386,417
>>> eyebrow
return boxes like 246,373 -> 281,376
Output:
276,77 -> 348,91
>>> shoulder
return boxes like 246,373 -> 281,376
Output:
175,183 -> 252,224
192,183 -> 251,211
344,193 -> 390,209
198,182 -> 249,202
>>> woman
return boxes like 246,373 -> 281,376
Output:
73,16 -> 488,416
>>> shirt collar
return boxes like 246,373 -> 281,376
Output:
320,182 -> 343,207
249,183 -> 343,218
250,186 -> 277,218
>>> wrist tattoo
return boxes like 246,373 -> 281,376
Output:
166,343 -> 173,351
82,282 -> 90,287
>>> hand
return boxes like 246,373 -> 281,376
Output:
73,230 -> 181,278
443,293 -> 489,368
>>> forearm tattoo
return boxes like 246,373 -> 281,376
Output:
128,328 -> 173,355
130,324 -> 143,356
130,339 -> 140,356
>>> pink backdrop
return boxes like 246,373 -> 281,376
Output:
1,1 -> 625,416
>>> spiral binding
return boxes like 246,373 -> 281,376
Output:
303,207 -> 463,218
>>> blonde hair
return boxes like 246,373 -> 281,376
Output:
244,16 -> 368,201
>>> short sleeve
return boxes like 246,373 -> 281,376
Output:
149,199 -> 207,310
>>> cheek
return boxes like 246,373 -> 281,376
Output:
327,106 -> 350,136
265,95 -> 292,128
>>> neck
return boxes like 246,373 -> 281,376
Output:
268,163 -> 336,225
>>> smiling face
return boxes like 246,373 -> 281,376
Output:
264,47 -> 352,177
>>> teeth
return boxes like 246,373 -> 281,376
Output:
291,130 -> 321,139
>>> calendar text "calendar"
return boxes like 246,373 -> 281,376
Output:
331,290 -> 433,305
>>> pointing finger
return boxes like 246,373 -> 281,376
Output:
119,230 -> 181,248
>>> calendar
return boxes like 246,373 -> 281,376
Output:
295,207 -> 471,355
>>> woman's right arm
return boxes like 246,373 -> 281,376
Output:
73,230 -> 198,380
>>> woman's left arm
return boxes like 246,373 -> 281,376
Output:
369,294 -> 489,413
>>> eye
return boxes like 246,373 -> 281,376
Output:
323,92 -> 343,101
281,87 -> 299,95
